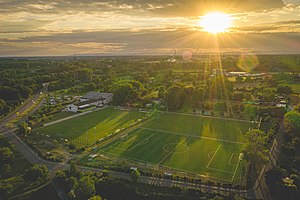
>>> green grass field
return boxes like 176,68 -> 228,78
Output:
289,83 -> 300,94
100,112 -> 256,183
43,111 -> 75,124
34,107 -> 145,146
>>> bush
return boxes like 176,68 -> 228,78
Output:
24,164 -> 49,182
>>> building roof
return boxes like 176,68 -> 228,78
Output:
77,99 -> 99,107
81,92 -> 113,100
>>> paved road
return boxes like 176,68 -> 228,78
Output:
1,92 -> 43,125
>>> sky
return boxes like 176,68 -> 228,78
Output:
0,0 -> 300,56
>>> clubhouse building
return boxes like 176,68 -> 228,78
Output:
66,92 -> 113,112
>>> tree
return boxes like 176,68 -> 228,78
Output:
130,169 -> 140,183
1,164 -> 11,176
0,184 -> 13,199
0,98 -> 9,116
243,129 -> 268,174
232,91 -> 244,101
24,164 -> 49,182
0,86 -> 21,102
277,85 -> 293,95
166,84 -> 184,110
284,111 -> 300,135
68,190 -> 76,199
294,103 -> 300,113
75,176 -> 96,200
18,122 -> 30,136
77,68 -> 93,82
69,162 -> 79,177
0,147 -> 14,164
55,170 -> 67,184
67,176 -> 78,190
112,83 -> 138,105
88,195 -> 103,200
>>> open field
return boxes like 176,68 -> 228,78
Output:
100,112 -> 256,183
289,83 -> 300,94
43,111 -> 75,124
34,107 -> 145,146
143,112 -> 256,142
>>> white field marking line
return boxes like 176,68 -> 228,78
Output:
206,145 -> 221,168
206,166 -> 233,174
157,137 -> 188,165
100,141 -> 121,152
231,156 -> 242,182
208,151 -> 215,159
228,153 -> 239,166
113,134 -> 154,152
106,136 -> 135,150
141,127 -> 245,145
102,151 -> 232,183
228,153 -> 234,165
163,111 -> 258,123
100,129 -> 146,151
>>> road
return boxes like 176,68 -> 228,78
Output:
0,94 -> 270,200
1,92 -> 43,125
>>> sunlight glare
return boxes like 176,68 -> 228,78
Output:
200,12 -> 233,34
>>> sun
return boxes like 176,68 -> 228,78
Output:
200,12 -> 233,34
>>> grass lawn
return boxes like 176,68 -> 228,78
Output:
289,83 -> 300,94
43,111 -> 75,124
99,112 -> 253,183
143,113 -> 256,142
34,107 -> 145,146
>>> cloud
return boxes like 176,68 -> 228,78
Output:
0,0 -> 285,16
1,0 -> 300,56
1,28 -> 300,56
231,18 -> 300,33
0,20 -> 52,33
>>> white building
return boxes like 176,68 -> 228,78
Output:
66,92 -> 113,112
66,104 -> 78,112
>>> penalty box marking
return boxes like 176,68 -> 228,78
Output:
228,153 -> 239,166
206,145 -> 221,168
103,146 -> 235,183
112,134 -> 154,152
206,145 -> 241,175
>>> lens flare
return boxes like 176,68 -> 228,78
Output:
237,54 -> 259,72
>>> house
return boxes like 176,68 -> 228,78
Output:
67,104 -> 78,112
66,92 -> 113,112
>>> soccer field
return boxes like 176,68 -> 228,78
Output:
34,107 -> 145,146
100,112 -> 257,183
